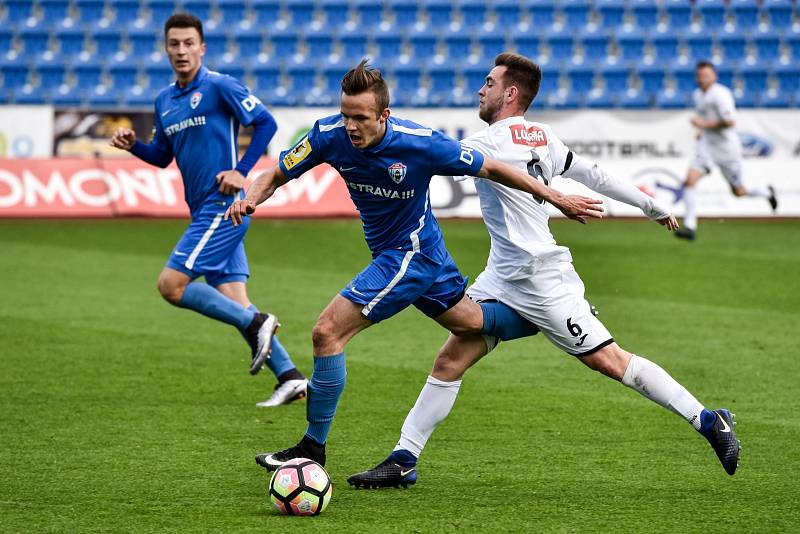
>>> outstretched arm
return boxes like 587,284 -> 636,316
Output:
564,155 -> 678,231
476,156 -> 604,224
224,164 -> 289,225
110,127 -> 173,168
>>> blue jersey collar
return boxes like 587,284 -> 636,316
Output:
170,65 -> 209,97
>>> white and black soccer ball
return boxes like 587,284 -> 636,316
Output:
268,458 -> 332,516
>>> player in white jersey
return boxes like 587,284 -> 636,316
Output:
676,60 -> 777,240
348,53 -> 740,489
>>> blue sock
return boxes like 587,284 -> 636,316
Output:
480,301 -> 540,341
699,409 -> 717,435
246,304 -> 297,379
389,449 -> 417,468
178,282 -> 255,330
305,353 -> 347,445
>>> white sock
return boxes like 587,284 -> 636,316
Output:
622,354 -> 705,430
394,375 -> 462,458
746,185 -> 769,198
683,186 -> 698,231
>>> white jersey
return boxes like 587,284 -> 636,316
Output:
693,83 -> 740,153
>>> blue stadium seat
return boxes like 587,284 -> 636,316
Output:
460,0 -> 487,28
599,62 -> 628,92
321,0 -> 350,26
561,0 -> 591,28
652,31 -> 678,62
427,62 -> 457,92
477,29 -> 505,62
630,0 -> 658,30
5,0 -> 34,23
72,55 -> 103,90
408,29 -> 437,60
585,88 -> 615,108
143,56 -> 173,89
617,29 -> 646,62
462,63 -> 488,92
285,0 -> 316,25
55,27 -> 86,57
304,27 -> 334,58
735,88 -> 758,107
183,0 -> 212,21
548,89 -> 583,109
374,29 -> 404,61
110,0 -> 140,23
76,0 -> 106,24
655,89 -> 690,108
128,26 -> 157,55
510,28 -> 539,59
391,63 -> 421,93
539,65 -> 559,93
234,27 -> 263,55
774,63 -> 800,93
210,54 -> 248,79
204,26 -> 228,54
578,28 -> 608,62
287,62 -> 317,92
340,28 -> 369,62
218,0 -> 247,24
252,60 -> 281,91
108,55 -> 138,86
19,24 -> 50,55
252,0 -> 281,25
145,0 -> 177,23
731,0 -> 759,30
52,85 -> 84,106
739,64 -> 768,93
269,27 -> 299,57
786,30 -> 800,60
565,63 -> 594,92
443,29 -> 471,61
546,28 -> 574,59
426,0 -> 453,27
638,63 -> 666,94
718,32 -> 747,62
696,0 -> 726,30
664,0 -> 692,28
354,0 -> 383,26
753,31 -> 780,60
391,0 -> 419,26
40,0 -> 71,22
760,91 -> 792,107
0,55 -> 30,89
763,0 -> 793,30
122,85 -> 158,107
322,58 -> 348,92
716,62 -> 735,87
684,31 -> 713,61
596,0 -> 626,30
0,26 -> 14,54
13,85 -> 48,104
88,85 -> 119,106
36,53 -> 68,89
670,61 -> 696,93
494,0 -> 521,28
619,90 -> 651,109
528,1 -> 556,28
93,24 -> 123,54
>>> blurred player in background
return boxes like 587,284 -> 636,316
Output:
110,13 -> 307,407
225,60 -> 603,471
348,53 -> 740,489
676,60 -> 778,241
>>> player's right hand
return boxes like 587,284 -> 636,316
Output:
656,214 -> 679,231
224,199 -> 257,226
110,128 -> 137,150
557,195 -> 605,224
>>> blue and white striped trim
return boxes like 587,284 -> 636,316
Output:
319,119 -> 344,132
229,116 -> 237,169
393,125 -> 432,137
185,213 -> 223,270
362,194 -> 429,317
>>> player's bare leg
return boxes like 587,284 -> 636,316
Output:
256,295 -> 372,470
676,167 -> 705,240
731,183 -> 778,212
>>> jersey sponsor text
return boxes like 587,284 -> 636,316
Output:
164,115 -> 207,136
510,124 -> 547,147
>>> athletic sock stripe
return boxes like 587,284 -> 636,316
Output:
185,213 -> 223,270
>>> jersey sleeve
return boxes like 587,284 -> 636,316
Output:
215,75 -> 268,127
130,100 -> 174,168
277,121 -> 326,180
429,130 -> 485,177
715,88 -> 737,122
544,125 -> 573,177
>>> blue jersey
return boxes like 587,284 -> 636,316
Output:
151,66 -> 271,213
278,115 -> 484,254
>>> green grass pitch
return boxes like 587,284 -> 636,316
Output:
1,218 -> 798,532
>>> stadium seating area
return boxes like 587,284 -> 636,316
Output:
1,0 -> 798,108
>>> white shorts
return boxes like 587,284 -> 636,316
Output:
691,140 -> 743,190
467,250 -> 613,356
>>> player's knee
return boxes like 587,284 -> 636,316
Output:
733,187 -> 746,197
581,346 -> 629,381
157,275 -> 184,305
311,318 -> 340,354
431,347 -> 466,381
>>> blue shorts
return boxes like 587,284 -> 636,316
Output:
166,206 -> 250,287
340,243 -> 468,323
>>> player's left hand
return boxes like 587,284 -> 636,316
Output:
216,169 -> 246,195
656,214 -> 679,231
224,199 -> 256,226
557,195 -> 605,224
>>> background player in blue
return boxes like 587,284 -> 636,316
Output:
225,60 -> 603,469
109,13 -> 307,407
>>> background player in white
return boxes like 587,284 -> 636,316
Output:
676,60 -> 777,241
348,53 -> 741,489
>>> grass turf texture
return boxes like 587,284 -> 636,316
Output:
1,218 -> 798,532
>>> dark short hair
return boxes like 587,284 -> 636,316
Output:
164,13 -> 204,42
341,59 -> 390,115
494,52 -> 542,111
696,60 -> 716,72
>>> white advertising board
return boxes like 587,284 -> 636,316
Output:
0,106 -> 54,158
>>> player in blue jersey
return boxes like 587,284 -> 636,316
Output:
110,13 -> 307,407
225,60 -> 604,469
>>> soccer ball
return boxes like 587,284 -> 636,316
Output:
268,458 -> 332,516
